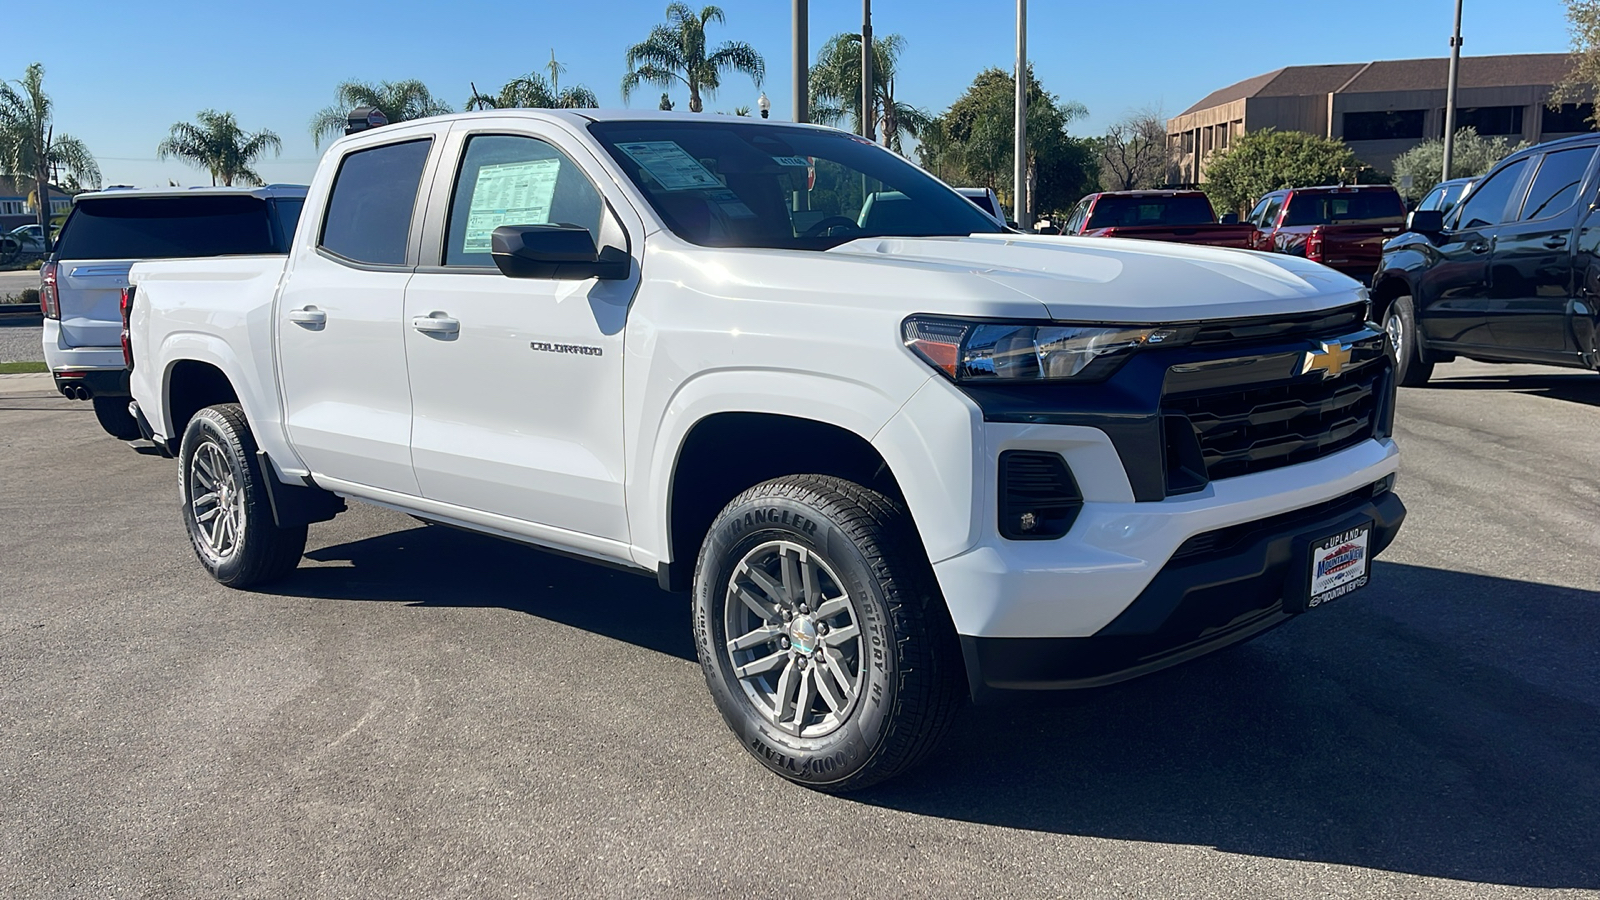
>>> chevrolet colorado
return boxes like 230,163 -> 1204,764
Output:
127,110 -> 1405,790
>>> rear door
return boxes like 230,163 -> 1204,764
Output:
50,195 -> 282,347
1485,143 -> 1597,357
1416,156 -> 1534,348
277,134 -> 439,496
401,119 -> 639,543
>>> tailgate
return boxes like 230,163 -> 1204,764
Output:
1319,225 -> 1403,270
57,259 -> 134,348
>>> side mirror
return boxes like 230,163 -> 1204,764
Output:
1406,209 -> 1444,235
491,224 -> 629,280
1219,213 -> 1240,225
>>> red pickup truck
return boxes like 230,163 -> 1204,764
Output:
1059,190 -> 1256,248
1247,185 -> 1406,283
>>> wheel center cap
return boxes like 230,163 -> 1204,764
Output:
788,616 -> 819,655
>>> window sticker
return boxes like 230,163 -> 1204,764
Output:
707,188 -> 756,219
462,159 -> 561,253
616,140 -> 722,191
771,156 -> 810,167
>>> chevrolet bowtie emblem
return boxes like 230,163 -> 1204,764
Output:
1301,340 -> 1353,378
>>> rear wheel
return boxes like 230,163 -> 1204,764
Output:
92,396 -> 142,440
1383,295 -> 1434,387
178,403 -> 306,588
693,475 -> 964,792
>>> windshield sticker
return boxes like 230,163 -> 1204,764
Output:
616,140 -> 723,191
462,159 -> 561,253
707,189 -> 757,219
771,156 -> 810,167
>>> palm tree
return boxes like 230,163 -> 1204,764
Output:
810,33 -> 930,153
157,110 -> 281,187
309,79 -> 453,147
466,54 -> 599,112
621,3 -> 764,113
0,63 -> 99,251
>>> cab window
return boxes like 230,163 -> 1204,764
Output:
1517,146 -> 1596,221
1453,158 -> 1530,229
443,134 -> 605,267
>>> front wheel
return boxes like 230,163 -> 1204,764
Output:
693,475 -> 965,792
92,396 -> 142,440
178,403 -> 306,588
1383,294 -> 1434,387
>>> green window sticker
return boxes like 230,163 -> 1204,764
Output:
462,158 -> 561,254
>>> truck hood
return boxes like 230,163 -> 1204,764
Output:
826,233 -> 1366,322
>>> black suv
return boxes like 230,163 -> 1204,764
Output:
1373,134 -> 1600,385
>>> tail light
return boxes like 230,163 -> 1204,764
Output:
1306,226 -> 1325,263
40,261 -> 60,319
120,286 -> 136,370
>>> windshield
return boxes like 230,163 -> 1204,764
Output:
588,120 -> 1005,249
1280,190 -> 1405,227
1086,195 -> 1215,229
53,195 -> 286,260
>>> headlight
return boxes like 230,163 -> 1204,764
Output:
903,316 -> 1194,382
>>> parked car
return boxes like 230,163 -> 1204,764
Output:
127,110 -> 1403,791
41,185 -> 305,438
954,187 -> 1007,226
1374,134 -> 1600,385
1059,190 -> 1256,248
0,223 -> 56,265
1248,185 -> 1407,283
1413,177 -> 1476,218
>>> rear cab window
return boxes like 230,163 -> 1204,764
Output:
53,195 -> 288,260
1280,190 -> 1405,227
1085,194 -> 1215,229
319,139 -> 433,266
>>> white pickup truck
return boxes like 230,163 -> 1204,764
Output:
127,110 -> 1405,791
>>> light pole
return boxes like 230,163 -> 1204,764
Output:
862,0 -> 875,142
758,92 -> 771,119
1442,0 -> 1464,182
1014,0 -> 1028,229
793,0 -> 808,123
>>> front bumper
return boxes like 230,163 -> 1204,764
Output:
960,485 -> 1403,698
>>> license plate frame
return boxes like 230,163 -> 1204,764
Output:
1286,520 -> 1372,613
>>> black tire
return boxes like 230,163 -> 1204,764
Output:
92,395 -> 142,440
693,475 -> 964,792
178,403 -> 306,588
1383,294 -> 1434,387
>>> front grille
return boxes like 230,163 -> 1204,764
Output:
1189,304 -> 1366,346
1164,360 -> 1385,483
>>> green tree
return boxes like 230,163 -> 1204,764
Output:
1389,127 -> 1528,203
1555,0 -> 1600,121
917,67 -> 1096,221
809,32 -> 932,153
157,110 -> 282,187
1201,128 -> 1363,216
0,63 -> 99,251
658,93 -> 675,111
466,72 -> 599,110
309,79 -> 453,147
621,3 -> 765,113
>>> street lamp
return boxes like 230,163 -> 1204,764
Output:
758,92 -> 771,119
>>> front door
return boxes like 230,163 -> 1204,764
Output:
1416,155 -> 1534,349
403,125 -> 637,543
278,135 -> 437,495
1486,144 -> 1596,357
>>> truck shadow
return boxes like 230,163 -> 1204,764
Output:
1422,371 -> 1600,407
276,525 -> 1598,888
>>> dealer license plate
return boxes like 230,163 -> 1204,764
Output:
1307,523 -> 1371,608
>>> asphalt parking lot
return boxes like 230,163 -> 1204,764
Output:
2,361 -> 1597,899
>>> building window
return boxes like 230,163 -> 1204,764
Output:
49,198 -> 71,213
0,200 -> 22,216
1449,105 -> 1525,137
1543,103 -> 1596,134
1344,109 -> 1427,141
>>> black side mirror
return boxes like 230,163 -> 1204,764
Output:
491,224 -> 629,280
1219,213 -> 1240,225
1406,209 -> 1444,234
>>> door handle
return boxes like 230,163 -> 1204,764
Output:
411,313 -> 460,336
1544,235 -> 1569,249
287,306 -> 326,327
1470,241 -> 1491,254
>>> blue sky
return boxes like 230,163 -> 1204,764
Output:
20,0 -> 1574,188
